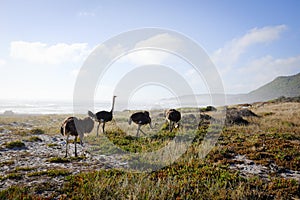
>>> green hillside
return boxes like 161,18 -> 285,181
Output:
248,72 -> 300,102
161,72 -> 300,105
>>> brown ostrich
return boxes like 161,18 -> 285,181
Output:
128,111 -> 154,137
165,109 -> 181,132
88,95 -> 116,136
60,114 -> 94,157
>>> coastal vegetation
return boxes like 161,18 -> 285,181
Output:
0,98 -> 299,199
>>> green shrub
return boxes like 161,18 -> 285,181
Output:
4,173 -> 23,180
5,141 -> 25,149
28,169 -> 70,177
47,157 -> 70,163
47,143 -> 59,147
15,166 -> 36,172
30,128 -> 45,135
27,136 -> 42,142
46,169 -> 71,177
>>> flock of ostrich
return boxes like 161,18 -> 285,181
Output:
61,95 -> 182,157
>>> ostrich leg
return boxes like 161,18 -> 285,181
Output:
136,124 -> 141,137
102,122 -> 106,134
65,134 -> 69,158
168,121 -> 172,132
170,122 -> 175,132
74,135 -> 78,157
97,122 -> 100,137
139,128 -> 146,136
79,133 -> 84,146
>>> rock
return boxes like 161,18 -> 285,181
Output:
238,109 -> 258,117
225,108 -> 251,126
225,113 -> 249,126
230,155 -> 300,181
201,106 -> 217,112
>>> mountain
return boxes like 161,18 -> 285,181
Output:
248,72 -> 300,102
161,72 -> 300,106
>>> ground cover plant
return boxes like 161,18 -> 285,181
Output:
0,99 -> 299,199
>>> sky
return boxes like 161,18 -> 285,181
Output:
1,0 -> 300,103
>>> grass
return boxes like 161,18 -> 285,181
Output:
56,102 -> 299,199
26,136 -> 43,142
0,186 -> 33,200
46,156 -> 87,164
2,173 -> 23,180
0,101 -> 300,199
5,140 -> 25,149
47,143 -> 59,147
27,169 -> 71,177
30,128 -> 45,135
0,160 -> 14,167
0,114 -> 69,136
14,166 -> 37,172
47,157 -> 70,163
57,162 -> 299,200
61,164 -> 239,199
11,129 -> 28,136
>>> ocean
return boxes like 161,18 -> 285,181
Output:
0,100 -> 183,115
0,100 -> 111,115
0,94 -> 216,116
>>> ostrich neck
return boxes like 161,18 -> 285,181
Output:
110,97 -> 116,113
149,121 -> 154,129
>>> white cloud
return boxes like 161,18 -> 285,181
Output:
223,54 -> 300,93
87,33 -> 184,67
212,25 -> 287,72
125,33 -> 184,65
242,55 -> 300,82
208,24 -> 300,94
10,41 -> 92,64
125,50 -> 170,66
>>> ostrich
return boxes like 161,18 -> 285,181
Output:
129,111 -> 154,137
165,109 -> 181,132
88,95 -> 117,136
60,114 -> 94,157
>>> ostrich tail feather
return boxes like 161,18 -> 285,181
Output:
88,110 -> 96,119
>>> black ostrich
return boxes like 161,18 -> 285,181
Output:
88,95 -> 117,136
129,111 -> 154,137
165,109 -> 181,132
60,115 -> 94,157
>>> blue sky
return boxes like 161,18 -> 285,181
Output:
1,0 -> 300,102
